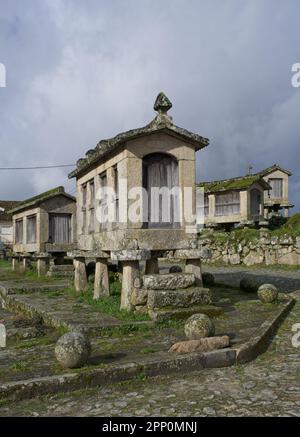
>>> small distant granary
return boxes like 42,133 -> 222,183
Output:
9,186 -> 76,275
258,164 -> 293,218
197,174 -> 271,229
197,163 -> 293,229
68,92 -> 210,311
0,200 -> 20,247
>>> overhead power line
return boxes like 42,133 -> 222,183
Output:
0,164 -> 75,170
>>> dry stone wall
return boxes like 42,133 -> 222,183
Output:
201,233 -> 300,267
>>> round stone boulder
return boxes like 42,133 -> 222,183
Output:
169,265 -> 182,273
257,284 -> 278,303
55,331 -> 91,369
202,272 -> 215,286
240,277 -> 261,293
184,314 -> 215,340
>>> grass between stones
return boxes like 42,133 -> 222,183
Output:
10,361 -> 33,372
57,277 -> 151,322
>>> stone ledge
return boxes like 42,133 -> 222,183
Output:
111,250 -> 151,261
174,249 -> 212,259
67,250 -> 109,259
148,305 -> 223,322
234,296 -> 295,364
0,350 -> 229,402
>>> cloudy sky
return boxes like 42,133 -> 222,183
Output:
0,0 -> 299,209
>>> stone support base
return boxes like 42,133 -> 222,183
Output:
185,258 -> 203,286
12,256 -> 20,272
121,260 -> 140,311
22,254 -> 32,272
74,257 -> 88,293
36,254 -> 50,277
94,258 -> 109,299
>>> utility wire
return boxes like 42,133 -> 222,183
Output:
0,164 -> 75,170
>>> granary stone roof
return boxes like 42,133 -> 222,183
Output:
8,186 -> 75,215
197,174 -> 271,194
257,164 -> 292,177
68,92 -> 209,179
0,201 -> 21,222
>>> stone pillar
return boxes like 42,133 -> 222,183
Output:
74,257 -> 88,293
284,207 -> 289,218
12,255 -> 20,272
121,260 -> 140,311
22,254 -> 32,272
94,258 -> 109,299
36,254 -> 50,277
185,258 -> 203,286
145,257 -> 159,274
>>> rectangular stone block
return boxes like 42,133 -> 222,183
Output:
174,248 -> 211,259
143,273 -> 195,290
147,287 -> 212,309
111,250 -> 151,261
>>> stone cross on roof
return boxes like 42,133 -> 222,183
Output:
154,92 -> 172,114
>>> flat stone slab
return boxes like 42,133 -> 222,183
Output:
111,250 -> 151,261
174,249 -> 212,259
148,305 -> 223,322
0,281 -> 70,297
1,291 -> 127,334
143,273 -> 195,290
68,250 -> 109,259
147,287 -> 212,309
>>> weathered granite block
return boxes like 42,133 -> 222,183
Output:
147,287 -> 212,309
131,288 -> 148,306
111,250 -> 151,261
143,273 -> 195,290
174,248 -> 211,259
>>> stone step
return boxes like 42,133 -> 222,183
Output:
0,281 -> 70,296
49,265 -> 74,272
147,287 -> 212,309
143,273 -> 195,290
47,264 -> 75,278
148,305 -> 223,322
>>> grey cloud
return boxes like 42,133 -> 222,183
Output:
0,0 -> 299,209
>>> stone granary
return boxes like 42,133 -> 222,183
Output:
9,186 -> 76,276
197,174 -> 271,230
68,92 -> 211,311
258,164 -> 293,218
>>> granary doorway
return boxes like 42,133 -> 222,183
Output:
143,153 -> 179,228
250,189 -> 261,222
49,213 -> 72,243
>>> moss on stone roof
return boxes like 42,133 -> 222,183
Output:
68,93 -> 209,179
197,175 -> 270,193
8,186 -> 75,214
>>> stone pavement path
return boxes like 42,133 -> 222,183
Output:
204,265 -> 300,292
1,292 -> 299,417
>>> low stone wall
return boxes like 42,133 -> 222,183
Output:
201,233 -> 300,267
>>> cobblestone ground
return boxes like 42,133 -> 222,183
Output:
1,291 -> 300,417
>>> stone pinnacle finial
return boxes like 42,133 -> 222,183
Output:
154,92 -> 172,114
